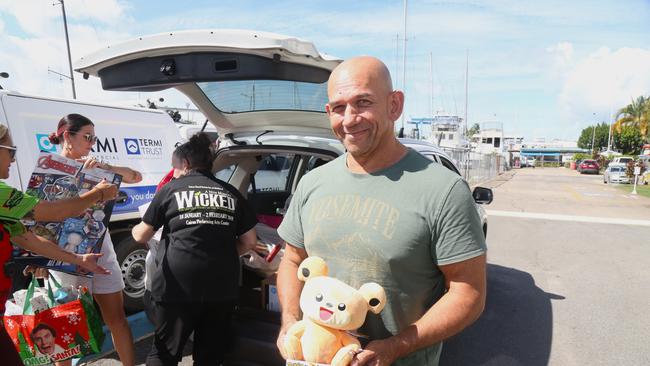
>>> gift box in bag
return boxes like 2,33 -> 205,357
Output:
3,275 -> 105,365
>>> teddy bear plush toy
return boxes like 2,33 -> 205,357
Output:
283,256 -> 386,366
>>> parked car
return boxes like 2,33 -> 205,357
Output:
75,29 -> 493,364
611,156 -> 634,165
603,164 -> 630,184
578,159 -> 600,174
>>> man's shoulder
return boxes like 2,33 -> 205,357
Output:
403,149 -> 464,184
301,155 -> 346,182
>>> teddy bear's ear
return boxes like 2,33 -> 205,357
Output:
358,282 -> 386,314
297,256 -> 328,282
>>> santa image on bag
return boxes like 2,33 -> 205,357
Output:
30,323 -> 65,358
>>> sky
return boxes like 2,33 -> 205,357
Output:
0,0 -> 649,141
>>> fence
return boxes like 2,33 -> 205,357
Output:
441,147 -> 505,186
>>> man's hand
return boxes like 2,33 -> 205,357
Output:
351,339 -> 400,366
276,319 -> 296,360
76,253 -> 110,274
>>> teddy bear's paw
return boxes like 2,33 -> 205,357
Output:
283,335 -> 304,361
330,345 -> 360,366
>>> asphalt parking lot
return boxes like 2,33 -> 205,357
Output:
442,167 -> 650,366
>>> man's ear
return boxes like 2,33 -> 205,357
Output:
297,256 -> 328,282
358,282 -> 386,314
388,90 -> 405,122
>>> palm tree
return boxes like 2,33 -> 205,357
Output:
613,96 -> 650,141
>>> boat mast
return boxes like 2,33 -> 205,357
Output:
464,49 -> 469,136
429,52 -> 434,118
400,0 -> 408,131
464,49 -> 470,181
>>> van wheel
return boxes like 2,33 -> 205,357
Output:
115,234 -> 147,313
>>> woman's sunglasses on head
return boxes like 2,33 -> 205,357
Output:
70,132 -> 98,143
0,144 -> 17,159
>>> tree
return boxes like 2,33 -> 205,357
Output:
467,123 -> 480,137
577,122 -> 609,151
613,95 -> 650,141
613,125 -> 643,155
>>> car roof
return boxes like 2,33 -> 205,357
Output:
398,138 -> 459,169
399,138 -> 449,155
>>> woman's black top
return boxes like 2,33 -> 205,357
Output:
143,170 -> 257,302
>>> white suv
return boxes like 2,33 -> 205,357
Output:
76,29 -> 491,364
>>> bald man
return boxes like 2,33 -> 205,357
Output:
276,56 -> 487,366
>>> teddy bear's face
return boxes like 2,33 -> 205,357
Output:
300,276 -> 371,331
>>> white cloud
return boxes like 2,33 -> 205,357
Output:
546,41 -> 575,79
0,0 -> 183,107
558,47 -> 650,123
65,0 -> 130,25
0,0 -> 60,35
0,0 -> 129,36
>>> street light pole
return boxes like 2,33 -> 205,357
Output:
55,0 -> 76,99
590,112 -> 596,152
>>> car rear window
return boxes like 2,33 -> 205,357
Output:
198,80 -> 328,113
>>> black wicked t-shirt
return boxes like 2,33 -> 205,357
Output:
143,170 -> 257,302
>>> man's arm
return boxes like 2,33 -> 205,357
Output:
352,254 -> 486,366
276,242 -> 308,359
236,227 -> 257,255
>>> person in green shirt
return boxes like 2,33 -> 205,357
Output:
275,57 -> 487,366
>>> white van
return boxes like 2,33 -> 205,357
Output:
0,90 -> 182,310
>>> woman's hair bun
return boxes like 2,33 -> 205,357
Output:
189,132 -> 212,148
48,132 -> 61,145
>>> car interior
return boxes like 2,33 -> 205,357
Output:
212,147 -> 337,365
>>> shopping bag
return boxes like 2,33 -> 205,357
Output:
2,275 -> 105,365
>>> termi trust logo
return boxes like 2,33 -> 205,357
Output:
124,138 -> 141,155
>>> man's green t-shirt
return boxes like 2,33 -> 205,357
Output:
0,181 -> 39,236
278,149 -> 487,366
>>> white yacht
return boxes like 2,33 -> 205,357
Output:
409,110 -> 469,149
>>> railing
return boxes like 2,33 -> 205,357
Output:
440,147 -> 505,186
